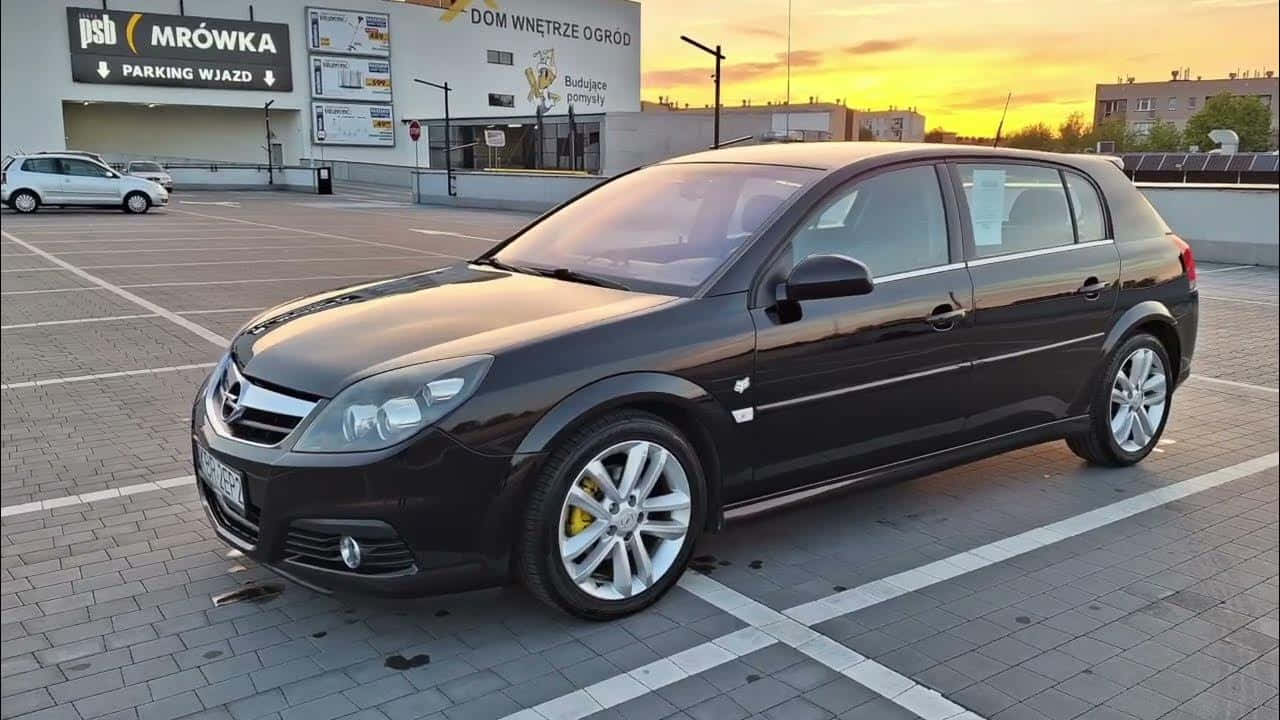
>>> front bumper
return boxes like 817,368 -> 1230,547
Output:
193,409 -> 532,597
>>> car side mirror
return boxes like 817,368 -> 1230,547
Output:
777,254 -> 874,303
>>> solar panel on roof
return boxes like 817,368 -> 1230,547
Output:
1182,154 -> 1210,171
1122,154 -> 1143,171
1138,154 -> 1165,170
1205,154 -> 1231,171
1227,154 -> 1254,171
1253,154 -> 1280,172
1158,154 -> 1188,171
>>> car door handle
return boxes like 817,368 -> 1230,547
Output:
1077,278 -> 1109,299
925,306 -> 966,330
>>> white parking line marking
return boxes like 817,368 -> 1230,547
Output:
1,362 -> 216,390
1200,295 -> 1279,306
1197,265 -> 1255,274
118,274 -> 379,288
1,286 -> 106,295
0,476 -> 194,518
16,235 -> 321,244
1,267 -> 66,272
71,255 -> 427,270
1,230 -> 228,346
171,207 -> 469,260
27,244 -> 355,254
409,228 -> 499,243
1,313 -> 158,329
1189,375 -> 1280,394
502,451 -> 1279,720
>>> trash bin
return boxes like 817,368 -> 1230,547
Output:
317,166 -> 333,195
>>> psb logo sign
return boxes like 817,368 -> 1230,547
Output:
441,0 -> 499,22
77,11 -> 118,49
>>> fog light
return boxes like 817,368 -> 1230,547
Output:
339,535 -> 362,569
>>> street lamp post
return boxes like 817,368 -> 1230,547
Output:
680,35 -> 725,149
414,78 -> 455,196
264,100 -> 274,186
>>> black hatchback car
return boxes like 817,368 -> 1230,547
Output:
193,143 -> 1198,619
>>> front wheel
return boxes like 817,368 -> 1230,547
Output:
9,190 -> 39,213
518,411 -> 705,619
1068,333 -> 1171,466
123,192 -> 151,214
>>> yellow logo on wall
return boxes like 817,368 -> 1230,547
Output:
441,0 -> 499,23
525,48 -> 560,111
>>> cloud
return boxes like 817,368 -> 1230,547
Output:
943,90 -> 1081,111
728,24 -> 786,40
843,38 -> 915,55
644,49 -> 824,88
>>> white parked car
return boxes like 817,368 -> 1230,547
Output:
125,160 -> 174,192
2,153 -> 168,214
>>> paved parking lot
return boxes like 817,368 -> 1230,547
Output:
2,192 -> 1277,720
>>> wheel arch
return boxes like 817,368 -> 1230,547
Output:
1103,301 -> 1182,381
8,187 -> 43,204
512,372 -> 735,531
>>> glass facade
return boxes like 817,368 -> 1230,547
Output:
426,115 -> 602,173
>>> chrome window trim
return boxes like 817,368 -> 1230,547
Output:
757,333 -> 1104,412
205,355 -> 318,448
966,239 -> 1114,267
875,262 -> 967,284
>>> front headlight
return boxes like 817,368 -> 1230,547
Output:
294,355 -> 492,453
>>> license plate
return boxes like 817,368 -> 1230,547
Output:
197,446 -> 244,509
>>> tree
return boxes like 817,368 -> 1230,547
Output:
1184,92 -> 1273,151
1003,122 -> 1056,150
1057,112 -> 1089,152
1137,121 -> 1183,151
1084,117 -> 1138,152
924,126 -> 948,143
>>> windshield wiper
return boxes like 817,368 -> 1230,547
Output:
541,267 -> 630,291
473,257 -> 535,274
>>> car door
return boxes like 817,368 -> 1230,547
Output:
741,163 -> 976,501
59,158 -> 121,205
952,161 -> 1120,439
19,157 -> 67,202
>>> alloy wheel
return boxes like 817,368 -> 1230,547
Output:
127,194 -> 148,213
1110,347 -> 1167,452
557,440 -> 692,600
14,193 -> 36,212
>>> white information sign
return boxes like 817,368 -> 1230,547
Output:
312,102 -> 395,146
969,169 -> 1007,247
310,56 -> 391,102
483,129 -> 507,148
306,7 -> 390,57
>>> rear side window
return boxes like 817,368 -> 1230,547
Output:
1064,172 -> 1107,242
789,165 -> 949,277
61,159 -> 110,177
957,163 -> 1074,258
21,157 -> 60,174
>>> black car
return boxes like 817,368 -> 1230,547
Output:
193,143 -> 1198,619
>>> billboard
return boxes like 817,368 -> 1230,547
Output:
310,56 -> 391,102
306,8 -> 390,57
312,102 -> 395,146
66,7 -> 292,91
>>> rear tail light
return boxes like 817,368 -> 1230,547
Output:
1172,235 -> 1197,289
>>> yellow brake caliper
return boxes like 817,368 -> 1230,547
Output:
567,477 -> 601,536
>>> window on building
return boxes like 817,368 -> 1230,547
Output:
957,163 -> 1075,259
487,93 -> 514,108
1167,97 -> 1177,111
1134,97 -> 1155,111
1132,121 -> 1155,135
1187,96 -> 1197,109
486,50 -> 513,65
1100,99 -> 1127,117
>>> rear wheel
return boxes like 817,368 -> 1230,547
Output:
1068,333 -> 1171,466
518,411 -> 705,620
10,190 -> 39,213
123,192 -> 150,214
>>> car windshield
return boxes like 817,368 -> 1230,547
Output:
489,162 -> 817,295
130,162 -> 164,172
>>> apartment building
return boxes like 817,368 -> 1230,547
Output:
1094,71 -> 1278,138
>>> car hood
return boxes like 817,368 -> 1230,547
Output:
230,264 -> 674,397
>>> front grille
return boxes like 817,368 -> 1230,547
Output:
211,359 -> 316,446
284,524 -> 416,575
202,482 -> 261,545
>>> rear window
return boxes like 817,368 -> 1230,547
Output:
1064,172 -> 1107,242
22,157 -> 60,174
957,163 -> 1074,258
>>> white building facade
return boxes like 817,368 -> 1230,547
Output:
1,0 -> 641,167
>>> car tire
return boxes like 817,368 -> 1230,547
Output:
517,410 -> 706,620
9,190 -> 39,214
123,192 -> 151,214
1068,333 -> 1172,467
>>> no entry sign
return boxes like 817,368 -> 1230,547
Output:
408,120 -> 421,142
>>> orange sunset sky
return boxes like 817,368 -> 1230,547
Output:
637,0 -> 1280,136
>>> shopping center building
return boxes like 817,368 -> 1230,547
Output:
0,0 -> 641,172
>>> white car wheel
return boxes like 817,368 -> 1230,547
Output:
124,192 -> 150,214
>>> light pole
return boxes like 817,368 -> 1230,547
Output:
263,100 -> 274,186
680,35 -> 724,149
414,78 -> 455,196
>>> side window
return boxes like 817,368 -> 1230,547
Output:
957,163 -> 1074,258
21,157 -> 60,174
1064,172 -> 1107,242
789,166 -> 949,277
61,159 -> 110,177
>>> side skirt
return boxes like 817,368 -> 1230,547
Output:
720,415 -> 1091,523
